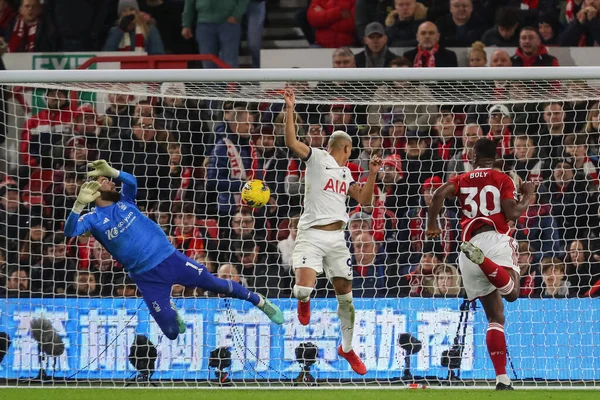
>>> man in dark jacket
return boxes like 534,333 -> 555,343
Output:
0,182 -> 31,266
435,0 -> 485,47
481,7 -> 521,47
511,26 -> 559,67
403,21 -> 458,67
354,22 -> 397,68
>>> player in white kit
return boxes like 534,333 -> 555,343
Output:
284,88 -> 382,375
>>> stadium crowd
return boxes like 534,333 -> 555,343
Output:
1,0 -> 600,300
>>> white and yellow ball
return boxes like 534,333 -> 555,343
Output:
241,179 -> 271,208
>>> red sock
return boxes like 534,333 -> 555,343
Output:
479,257 -> 514,295
486,323 -> 507,376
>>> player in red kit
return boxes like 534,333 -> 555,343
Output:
426,138 -> 534,391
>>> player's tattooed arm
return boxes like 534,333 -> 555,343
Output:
283,87 -> 310,160
502,181 -> 535,222
426,181 -> 456,238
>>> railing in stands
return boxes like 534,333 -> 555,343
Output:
76,54 -> 231,70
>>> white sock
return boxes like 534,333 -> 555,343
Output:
257,295 -> 265,308
336,292 -> 355,353
496,374 -> 511,386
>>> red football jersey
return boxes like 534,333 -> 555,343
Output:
449,168 -> 516,241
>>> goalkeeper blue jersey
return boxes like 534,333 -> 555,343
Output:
64,171 -> 175,275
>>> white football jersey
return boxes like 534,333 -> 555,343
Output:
297,148 -> 355,230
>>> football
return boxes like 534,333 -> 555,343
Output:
241,179 -> 271,208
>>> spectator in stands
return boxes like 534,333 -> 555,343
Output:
404,21 -> 458,68
56,136 -> 93,172
326,102 -> 360,157
511,27 -> 559,67
565,238 -> 600,297
20,88 -> 73,173
517,241 -> 542,297
538,12 -> 561,46
560,0 -> 600,46
160,83 -> 205,164
542,159 -> 596,242
352,232 -> 386,297
564,134 -> 599,186
408,243 -> 441,297
0,181 -> 29,266
72,104 -> 104,146
330,46 -> 356,68
539,102 -> 570,160
490,49 -> 512,67
0,0 -> 16,43
515,191 -> 563,259
385,0 -> 426,47
6,0 -> 55,52
256,130 -> 289,209
104,0 -> 164,54
368,57 -> 438,132
354,22 -> 397,68
181,0 -> 247,68
307,0 -> 356,48
403,130 -> 444,208
161,142 -> 197,203
540,258 -> 569,298
244,0 -> 266,68
398,176 -> 459,267
356,126 -> 384,175
377,154 -> 406,220
481,7 -> 520,47
104,91 -> 135,130
67,270 -> 99,297
3,266 -> 30,298
446,123 -> 482,177
234,240 -> 281,298
207,105 -> 262,225
44,169 -> 85,231
433,106 -> 457,161
19,217 -> 45,267
435,0 -> 484,47
172,202 -> 206,259
432,264 -> 461,297
141,0 -> 198,54
30,233 -> 75,296
468,41 -> 487,67
89,240 -> 122,296
355,0 -> 392,41
513,135 -> 549,185
487,104 -> 513,157
217,263 -> 243,283
219,209 -> 259,262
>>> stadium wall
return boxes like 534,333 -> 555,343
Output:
1,298 -> 599,381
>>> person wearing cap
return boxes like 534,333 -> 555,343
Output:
403,21 -> 458,68
307,0 -> 356,48
104,0 -> 165,54
434,0 -> 484,47
487,104 -> 513,157
385,0 -> 426,47
354,22 -> 397,68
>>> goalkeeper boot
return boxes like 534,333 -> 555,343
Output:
495,382 -> 514,391
257,295 -> 284,325
171,300 -> 186,334
297,300 -> 310,326
460,241 -> 485,265
338,346 -> 367,375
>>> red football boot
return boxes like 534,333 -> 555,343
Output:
297,299 -> 310,326
338,345 -> 367,375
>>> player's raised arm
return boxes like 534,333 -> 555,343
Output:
64,181 -> 100,238
501,180 -> 534,222
348,156 -> 382,206
88,160 -> 138,202
426,181 -> 457,238
284,88 -> 310,160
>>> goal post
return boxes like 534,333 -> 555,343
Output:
1,67 -> 600,388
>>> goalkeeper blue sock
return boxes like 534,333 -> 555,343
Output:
201,273 -> 261,306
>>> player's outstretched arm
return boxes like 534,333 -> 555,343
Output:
64,181 -> 100,238
502,181 -> 534,222
88,160 -> 138,201
348,156 -> 382,206
426,181 -> 456,238
283,88 -> 310,160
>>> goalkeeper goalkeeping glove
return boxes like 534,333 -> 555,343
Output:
73,181 -> 101,214
87,160 -> 119,179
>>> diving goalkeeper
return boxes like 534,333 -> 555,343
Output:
64,160 -> 283,340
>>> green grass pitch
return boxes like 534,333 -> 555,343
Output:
1,389 -> 599,400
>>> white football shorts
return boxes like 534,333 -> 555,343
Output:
459,231 -> 519,300
292,228 -> 352,280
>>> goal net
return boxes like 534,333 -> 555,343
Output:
0,68 -> 599,388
